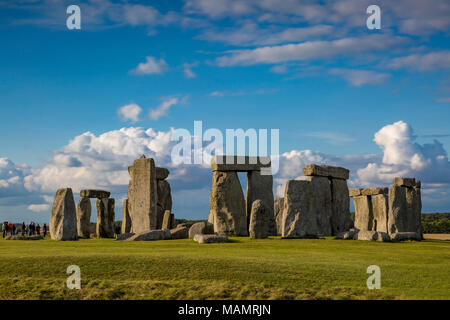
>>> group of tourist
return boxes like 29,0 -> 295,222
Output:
2,221 -> 47,238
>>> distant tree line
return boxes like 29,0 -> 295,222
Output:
421,213 -> 450,234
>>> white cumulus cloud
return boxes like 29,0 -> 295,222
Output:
131,56 -> 169,75
118,103 -> 142,122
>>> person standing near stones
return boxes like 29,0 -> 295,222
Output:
2,222 -> 6,238
28,222 -> 33,236
36,224 -> 41,235
21,222 -> 26,236
43,223 -> 47,238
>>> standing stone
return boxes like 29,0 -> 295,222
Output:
353,195 -> 373,231
246,170 -> 276,236
121,199 -> 131,234
162,210 -> 172,230
76,197 -> 91,238
155,167 -> 169,180
96,198 -> 115,238
274,198 -> 284,236
155,205 -> 164,229
388,181 -> 422,238
306,176 -> 332,236
50,188 -> 77,241
170,213 -> 175,229
372,194 -> 389,233
282,180 -> 319,238
209,171 -> 247,236
157,180 -> 172,212
249,200 -> 271,239
128,156 -> 158,233
330,178 -> 352,235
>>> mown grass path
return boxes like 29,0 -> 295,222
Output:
0,237 -> 449,299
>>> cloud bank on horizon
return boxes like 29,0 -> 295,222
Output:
1,121 -> 449,221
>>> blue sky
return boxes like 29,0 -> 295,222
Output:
0,0 -> 449,222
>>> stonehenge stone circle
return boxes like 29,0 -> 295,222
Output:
189,221 -> 214,238
349,177 -> 422,240
156,167 -> 169,180
50,188 -> 78,241
249,200 -> 271,239
209,155 -> 274,237
121,199 -> 131,234
209,170 -> 248,236
76,197 -> 91,238
96,198 -> 115,238
127,155 -> 158,233
282,164 -> 351,237
273,198 -> 284,236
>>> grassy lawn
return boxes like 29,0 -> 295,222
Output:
0,236 -> 449,300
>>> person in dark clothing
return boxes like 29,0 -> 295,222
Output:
22,222 -> 26,236
43,223 -> 47,238
36,224 -> 41,235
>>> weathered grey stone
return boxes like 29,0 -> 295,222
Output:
157,180 -> 172,213
302,164 -> 349,180
354,230 -> 390,242
349,188 -> 362,197
388,185 -> 422,237
211,155 -> 271,172
393,177 -> 416,188
170,226 -> 189,239
249,200 -> 271,239
50,188 -> 78,241
125,229 -> 171,241
353,195 -> 373,231
96,198 -> 115,238
194,234 -> 228,243
335,229 -> 359,240
156,167 -> 169,180
116,232 -> 135,241
5,235 -> 43,240
361,187 -> 389,196
390,232 -> 420,241
121,199 -> 131,234
330,178 -> 352,235
76,197 -> 91,239
80,189 -> 110,199
128,155 -> 158,233
209,171 -> 247,236
246,170 -> 276,235
161,210 -> 172,230
273,198 -> 284,236
156,205 -> 165,229
188,221 -> 214,238
306,176 -> 332,236
282,180 -> 320,238
372,194 -> 389,233
171,213 -> 175,229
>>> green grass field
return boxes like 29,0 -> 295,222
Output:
0,236 -> 449,300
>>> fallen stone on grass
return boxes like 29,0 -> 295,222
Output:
125,229 -> 171,241
188,221 -> 214,239
5,235 -> 43,240
354,230 -> 390,242
170,226 -> 189,239
335,229 -> 359,240
116,233 -> 135,241
390,232 -> 420,241
193,234 -> 228,244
